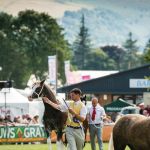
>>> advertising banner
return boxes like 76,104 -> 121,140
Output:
0,125 -> 47,143
130,79 -> 150,88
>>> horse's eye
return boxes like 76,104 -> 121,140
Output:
32,83 -> 36,89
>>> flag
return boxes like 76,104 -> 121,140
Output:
48,55 -> 57,85
64,60 -> 70,85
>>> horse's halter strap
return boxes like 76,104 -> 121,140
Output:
32,83 -> 45,100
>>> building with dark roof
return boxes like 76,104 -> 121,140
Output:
57,64 -> 150,105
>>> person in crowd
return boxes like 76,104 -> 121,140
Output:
103,115 -> 114,124
26,114 -> 32,124
143,109 -> 149,117
13,116 -> 22,125
4,114 -> 12,122
87,97 -> 106,150
137,103 -> 145,115
4,114 -> 15,126
19,114 -> 28,125
144,105 -> 150,116
43,88 -> 87,150
31,115 -> 39,124
0,115 -> 5,126
20,114 -> 28,124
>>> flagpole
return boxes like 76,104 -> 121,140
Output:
55,54 -> 57,94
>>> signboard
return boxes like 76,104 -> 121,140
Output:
130,79 -> 150,88
48,55 -> 57,85
64,60 -> 70,85
143,92 -> 150,105
0,125 -> 47,143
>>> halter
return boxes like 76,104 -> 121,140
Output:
31,83 -> 45,101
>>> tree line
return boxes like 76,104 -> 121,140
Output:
0,10 -> 71,88
72,15 -> 150,71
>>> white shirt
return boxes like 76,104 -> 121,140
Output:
60,100 -> 87,119
88,104 -> 106,124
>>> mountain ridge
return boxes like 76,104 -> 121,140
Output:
59,7 -> 150,50
0,0 -> 150,50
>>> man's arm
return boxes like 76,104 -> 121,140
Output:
68,108 -> 85,122
43,97 -> 61,110
101,107 -> 106,120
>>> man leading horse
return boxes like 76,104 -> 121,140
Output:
43,88 -> 87,150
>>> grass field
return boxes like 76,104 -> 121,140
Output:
0,143 -> 130,150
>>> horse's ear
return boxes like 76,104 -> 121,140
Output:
81,95 -> 86,101
40,80 -> 45,86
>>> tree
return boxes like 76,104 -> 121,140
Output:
85,48 -> 117,70
143,39 -> 150,62
0,12 -> 27,87
72,14 -> 92,70
0,10 -> 71,87
101,45 -> 126,70
122,32 -> 141,70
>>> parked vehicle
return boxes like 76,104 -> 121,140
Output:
120,106 -> 140,115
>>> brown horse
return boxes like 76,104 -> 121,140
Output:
109,114 -> 150,150
28,80 -> 88,148
28,80 -> 68,143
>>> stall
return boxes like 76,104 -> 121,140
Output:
104,99 -> 134,112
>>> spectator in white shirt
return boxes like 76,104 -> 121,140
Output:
87,97 -> 106,150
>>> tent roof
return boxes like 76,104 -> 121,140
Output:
0,88 -> 29,103
104,99 -> 134,112
0,88 -> 29,116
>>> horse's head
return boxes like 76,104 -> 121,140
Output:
81,95 -> 87,105
28,79 -> 57,103
28,80 -> 45,101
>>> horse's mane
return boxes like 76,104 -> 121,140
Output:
44,83 -> 57,103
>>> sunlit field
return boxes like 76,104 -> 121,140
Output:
0,143 -> 130,150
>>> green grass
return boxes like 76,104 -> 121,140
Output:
0,143 -> 130,150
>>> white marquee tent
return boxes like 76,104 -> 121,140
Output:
0,86 -> 62,124
0,88 -> 29,120
17,88 -> 45,124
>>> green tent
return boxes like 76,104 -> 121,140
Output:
104,99 -> 134,112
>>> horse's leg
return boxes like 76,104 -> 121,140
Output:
47,132 -> 52,150
108,133 -> 114,150
56,140 -> 65,150
113,139 -> 126,150
84,127 -> 87,146
83,119 -> 88,146
56,129 -> 65,150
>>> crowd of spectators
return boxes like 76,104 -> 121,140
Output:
0,113 -> 40,126
138,104 -> 150,117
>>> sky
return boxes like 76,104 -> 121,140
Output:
1,0 -> 149,18
0,0 -> 89,18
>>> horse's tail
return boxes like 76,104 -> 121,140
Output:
108,114 -> 122,150
108,132 -> 114,150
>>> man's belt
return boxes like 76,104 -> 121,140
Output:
90,123 -> 101,126
67,125 -> 81,129
94,123 -> 100,126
